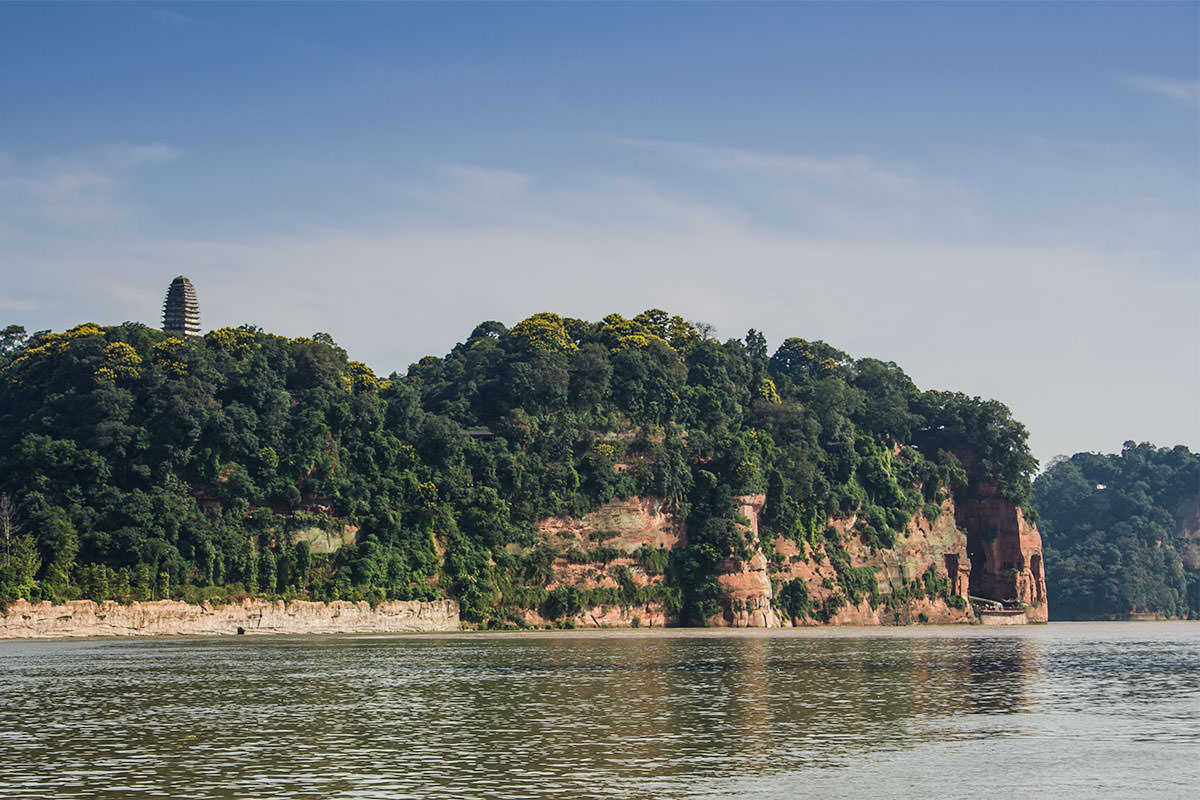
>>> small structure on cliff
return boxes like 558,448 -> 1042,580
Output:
162,275 -> 200,336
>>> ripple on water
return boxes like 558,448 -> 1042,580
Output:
0,623 -> 1197,799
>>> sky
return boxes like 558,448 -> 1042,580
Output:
1,1 -> 1197,468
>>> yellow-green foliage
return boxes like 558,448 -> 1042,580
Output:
759,378 -> 781,404
2,323 -> 105,375
633,309 -> 699,351
773,337 -> 840,377
509,313 -> 578,353
600,313 -> 670,351
345,360 -> 386,393
94,342 -> 142,383
208,327 -> 259,352
152,337 -> 189,375
735,460 -> 760,487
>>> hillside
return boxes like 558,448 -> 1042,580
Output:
0,312 -> 1046,626
1033,443 -> 1199,619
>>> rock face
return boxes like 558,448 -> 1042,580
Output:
0,598 -> 460,639
531,495 -> 685,627
765,496 -> 974,627
712,551 -> 778,627
540,496 -> 683,550
525,483 -> 1048,628
291,524 -> 359,555
709,495 -> 779,628
1178,495 -> 1200,571
957,483 -> 1048,622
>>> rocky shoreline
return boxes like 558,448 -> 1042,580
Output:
0,598 -> 461,639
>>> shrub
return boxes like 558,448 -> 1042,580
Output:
777,578 -> 811,620
544,585 -> 583,619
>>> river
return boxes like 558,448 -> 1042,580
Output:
0,622 -> 1196,799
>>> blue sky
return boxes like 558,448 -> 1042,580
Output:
1,1 -> 1197,466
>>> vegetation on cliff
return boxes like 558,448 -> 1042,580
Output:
0,313 -> 1037,624
1033,442 -> 1199,619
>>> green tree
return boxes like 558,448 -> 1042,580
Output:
292,540 -> 312,589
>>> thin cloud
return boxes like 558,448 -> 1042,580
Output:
607,135 -> 983,240
611,136 -> 922,196
0,166 -> 119,225
0,296 -> 42,312
103,143 -> 181,168
44,211 -> 1196,467
437,162 -> 530,196
1119,74 -> 1200,108
0,143 -> 178,227
148,7 -> 190,26
3,144 -> 1195,466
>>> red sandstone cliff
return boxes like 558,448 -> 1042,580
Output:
530,496 -> 685,627
708,494 -> 780,628
957,483 -> 1048,622
525,482 -> 1047,627
762,495 -> 974,626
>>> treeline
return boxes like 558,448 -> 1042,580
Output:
0,312 -> 1036,624
1033,442 -> 1199,619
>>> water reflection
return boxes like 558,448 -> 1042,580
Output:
963,635 -> 1044,715
0,624 -> 1196,799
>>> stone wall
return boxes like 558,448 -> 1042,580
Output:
0,598 -> 460,639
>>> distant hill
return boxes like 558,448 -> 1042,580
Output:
1033,443 -> 1199,619
0,313 -> 1044,626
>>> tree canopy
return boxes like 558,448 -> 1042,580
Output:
1033,442 -> 1199,619
0,313 -> 1040,624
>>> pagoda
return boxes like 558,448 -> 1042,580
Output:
162,276 -> 200,336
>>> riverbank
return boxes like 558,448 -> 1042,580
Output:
0,598 -> 460,638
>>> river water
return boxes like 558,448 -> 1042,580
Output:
0,622 -> 1196,799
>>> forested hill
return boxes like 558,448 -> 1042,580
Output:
0,312 -> 1037,623
1033,443 -> 1199,619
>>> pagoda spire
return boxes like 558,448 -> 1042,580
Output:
162,276 -> 200,336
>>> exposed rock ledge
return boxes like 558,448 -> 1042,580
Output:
0,598 -> 460,639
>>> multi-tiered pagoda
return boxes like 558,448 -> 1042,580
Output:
162,275 -> 200,336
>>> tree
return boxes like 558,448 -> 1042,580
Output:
292,540 -> 312,589
508,313 -> 577,354
1034,443 -> 1199,619
40,515 -> 79,599
0,311 -> 1050,625
0,493 -> 14,563
691,320 -> 716,341
744,329 -> 768,361
0,534 -> 40,599
0,324 -> 27,366
259,550 -> 277,595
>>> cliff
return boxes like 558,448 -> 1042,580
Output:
958,483 -> 1048,621
0,598 -> 460,639
522,488 -> 1047,628
529,496 -> 684,627
710,495 -> 778,627
1178,494 -> 1200,572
